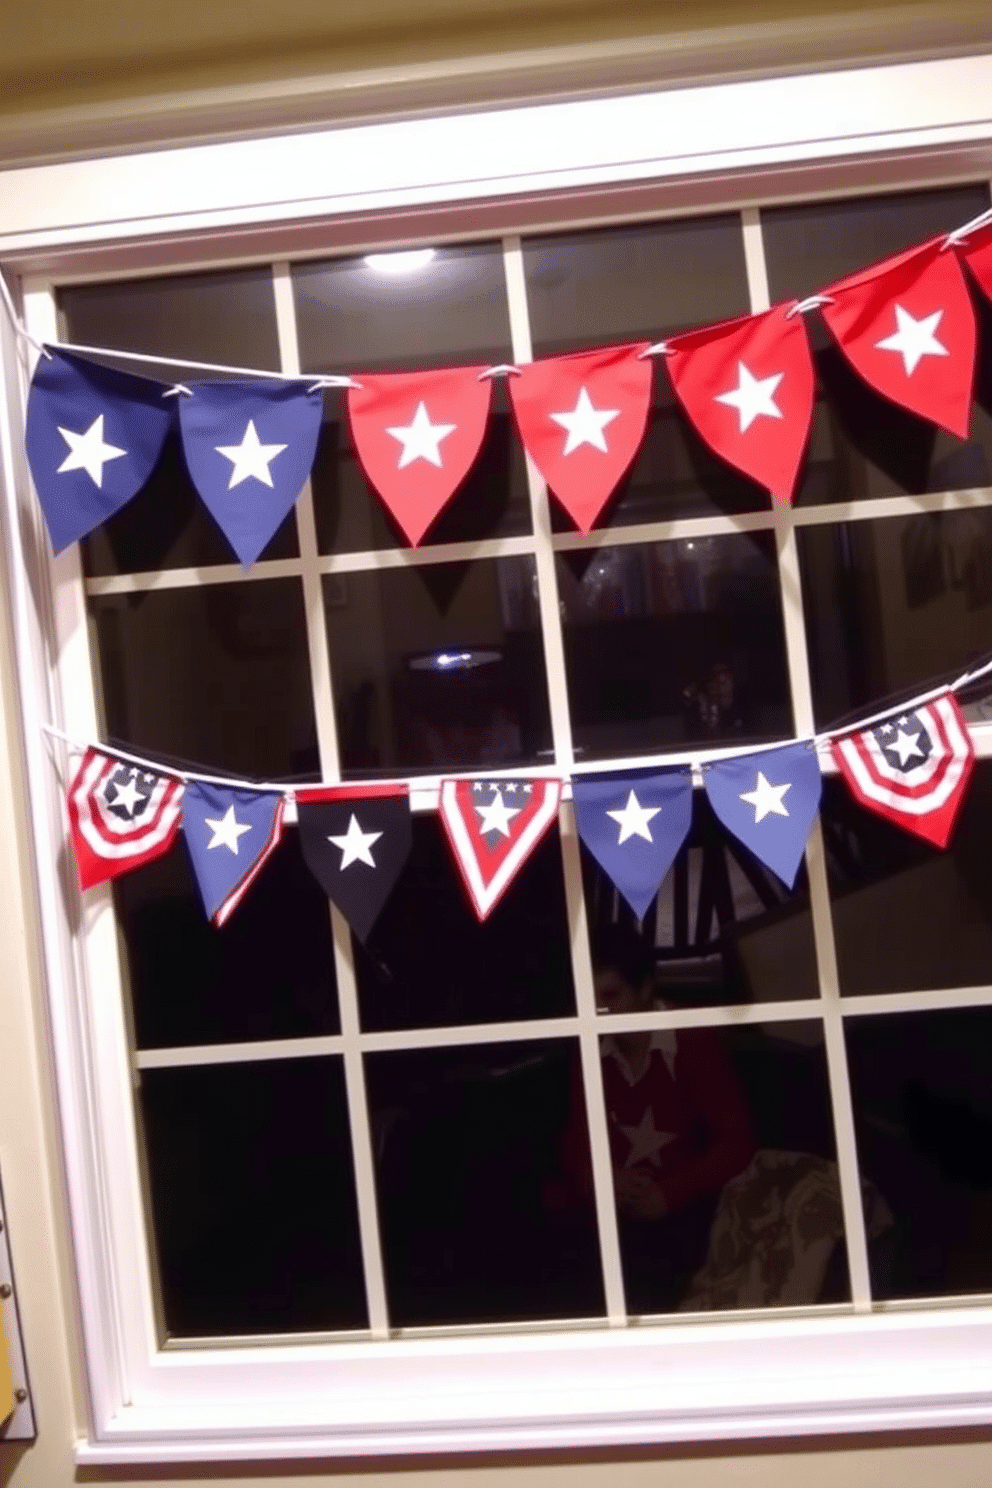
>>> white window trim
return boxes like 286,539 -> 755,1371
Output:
2,51 -> 992,1466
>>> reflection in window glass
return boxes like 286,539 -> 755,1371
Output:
89,580 -> 320,780
140,1057 -> 368,1336
324,557 -> 553,777
366,1038 -> 605,1327
846,1006 -> 992,1301
354,815 -> 574,1032
558,533 -> 792,759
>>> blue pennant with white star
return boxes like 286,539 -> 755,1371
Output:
178,380 -> 323,565
703,742 -> 821,888
25,350 -> 175,553
181,781 -> 286,926
572,767 -> 693,920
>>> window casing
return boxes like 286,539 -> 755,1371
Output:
2,52 -> 992,1464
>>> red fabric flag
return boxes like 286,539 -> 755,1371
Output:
67,748 -> 184,889
959,224 -> 992,311
821,240 -> 976,438
438,777 -> 561,921
347,367 -> 492,545
665,305 -> 815,503
509,344 -> 652,531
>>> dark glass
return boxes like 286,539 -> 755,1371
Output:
324,556 -> 553,777
584,791 -> 818,1011
88,579 -> 320,780
798,509 -> 992,729
846,1006 -> 992,1301
524,216 -> 763,526
58,268 -> 292,574
365,1038 -> 605,1326
140,1057 -> 367,1336
821,767 -> 992,997
354,814 -> 574,1032
558,532 -> 792,759
119,833 -> 339,1050
762,185 -> 992,507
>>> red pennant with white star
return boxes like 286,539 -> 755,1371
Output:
665,305 -> 815,503
347,367 -> 492,545
820,240 -> 976,438
959,225 -> 992,312
509,344 -> 652,531
438,777 -> 562,921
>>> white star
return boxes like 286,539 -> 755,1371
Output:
875,304 -> 949,376
475,788 -> 521,838
57,415 -> 127,487
606,789 -> 661,845
549,386 -> 620,455
328,813 -> 382,870
385,401 -> 456,469
739,771 -> 792,823
620,1108 -> 676,1168
215,420 -> 287,489
888,727 -> 925,767
204,804 -> 253,854
106,773 -> 144,817
714,361 -> 784,433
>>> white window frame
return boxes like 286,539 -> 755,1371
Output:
3,51 -> 992,1467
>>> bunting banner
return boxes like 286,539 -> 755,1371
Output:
438,777 -> 562,920
67,747 -> 184,889
961,224 -> 992,309
572,767 -> 693,920
181,781 -> 285,926
296,784 -> 412,942
703,742 -> 822,887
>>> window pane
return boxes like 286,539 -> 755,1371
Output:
558,532 -> 792,759
822,767 -> 992,997
58,268 -> 294,573
354,814 -> 574,1032
846,1006 -> 992,1301
798,509 -> 992,728
119,832 -> 339,1050
140,1057 -> 367,1336
762,185 -> 992,507
584,791 -> 819,1011
324,557 -> 553,777
89,579 -> 319,780
366,1038 -> 605,1327
524,216 -> 763,525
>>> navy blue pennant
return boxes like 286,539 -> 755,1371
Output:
182,781 -> 286,926
572,767 -> 693,920
703,742 -> 821,888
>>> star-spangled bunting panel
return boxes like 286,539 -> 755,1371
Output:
347,367 -> 492,545
572,767 -> 693,921
703,742 -> 822,888
509,344 -> 653,531
438,777 -> 562,921
66,747 -> 184,889
177,381 -> 324,565
181,781 -> 286,926
830,690 -> 975,848
665,305 -> 815,503
296,784 -> 412,942
821,240 -> 976,438
26,350 -> 175,553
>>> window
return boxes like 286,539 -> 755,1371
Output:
4,56 -> 992,1463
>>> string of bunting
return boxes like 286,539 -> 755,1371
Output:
49,652 -> 992,939
4,204 -> 992,559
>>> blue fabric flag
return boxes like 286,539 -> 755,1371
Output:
703,742 -> 821,888
182,781 -> 285,926
178,380 -> 323,565
572,767 -> 693,920
25,350 -> 174,553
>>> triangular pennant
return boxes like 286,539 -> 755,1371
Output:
25,349 -> 174,553
347,367 -> 492,545
830,690 -> 974,848
572,767 -> 692,920
67,747 -> 184,890
703,742 -> 821,888
665,305 -> 815,503
509,344 -> 652,531
821,239 -> 976,438
296,784 -> 412,942
178,380 -> 323,565
181,781 -> 286,926
960,225 -> 992,311
438,777 -> 561,921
